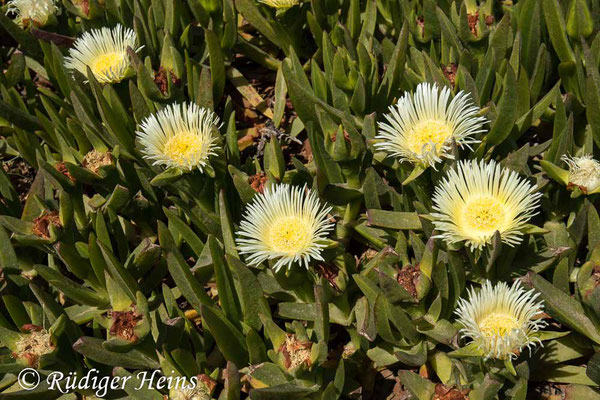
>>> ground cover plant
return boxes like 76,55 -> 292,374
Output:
1,0 -> 600,398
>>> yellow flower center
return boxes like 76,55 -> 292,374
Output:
463,196 -> 505,235
266,216 -> 311,255
163,132 -> 205,168
478,312 -> 519,337
406,120 -> 453,155
92,52 -> 123,77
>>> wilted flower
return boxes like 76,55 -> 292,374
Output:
169,386 -> 210,400
82,149 -> 113,174
32,210 -> 61,239
455,280 -> 546,359
236,184 -> 334,271
64,24 -> 138,84
137,103 -> 220,172
258,0 -> 300,9
14,329 -> 55,368
561,154 -> 600,193
375,83 -> 486,168
169,375 -> 215,400
6,0 -> 57,27
279,334 -> 313,370
432,159 -> 541,251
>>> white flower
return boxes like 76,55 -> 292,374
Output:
258,0 -> 300,8
375,83 -> 486,168
432,159 -> 541,251
6,0 -> 57,27
137,103 -> 220,172
64,24 -> 138,84
236,184 -> 334,271
561,154 -> 600,193
455,280 -> 546,359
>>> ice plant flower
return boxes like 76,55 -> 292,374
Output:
455,280 -> 546,359
375,83 -> 486,168
236,184 -> 334,271
561,154 -> 600,193
432,159 -> 541,251
64,24 -> 138,84
258,0 -> 300,9
137,103 -> 220,172
6,0 -> 57,27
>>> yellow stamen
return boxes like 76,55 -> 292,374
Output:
92,52 -> 123,76
162,132 -> 205,167
406,120 -> 452,154
479,312 -> 519,337
462,196 -> 505,234
266,216 -> 310,255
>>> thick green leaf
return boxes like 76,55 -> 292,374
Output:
200,304 -> 248,367
486,65 -> 518,145
33,264 -> 109,308
209,235 -> 242,324
73,336 -> 159,369
366,210 -> 422,230
228,255 -> 270,330
205,28 -> 226,104
398,371 -> 436,400
525,272 -> 600,344
159,221 -> 212,310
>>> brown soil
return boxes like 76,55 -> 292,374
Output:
2,158 -> 35,203
230,58 -> 296,136
433,384 -> 470,400
375,369 -> 411,400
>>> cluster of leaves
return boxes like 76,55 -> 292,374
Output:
1,0 -> 600,399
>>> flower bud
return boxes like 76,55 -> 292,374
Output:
567,0 -> 594,40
